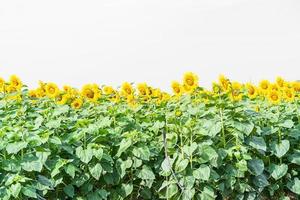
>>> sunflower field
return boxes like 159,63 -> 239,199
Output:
0,73 -> 300,200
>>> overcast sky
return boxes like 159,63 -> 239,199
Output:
0,0 -> 299,91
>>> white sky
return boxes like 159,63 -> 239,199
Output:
0,0 -> 300,91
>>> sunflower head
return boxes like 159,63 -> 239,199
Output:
171,81 -> 183,96
81,84 -> 101,102
121,82 -> 134,97
45,83 -> 60,98
212,82 -> 221,94
71,98 -> 83,109
56,94 -> 70,105
9,75 -> 23,91
137,83 -> 149,96
218,75 -> 230,92
292,81 -> 300,92
103,86 -> 115,95
183,72 -> 199,92
276,77 -> 285,88
259,80 -> 270,91
283,88 -> 295,102
245,83 -> 258,99
268,90 -> 281,104
29,90 -> 38,98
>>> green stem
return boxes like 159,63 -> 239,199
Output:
219,108 -> 226,148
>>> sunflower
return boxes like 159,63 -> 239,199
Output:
268,90 -> 281,104
9,75 -> 22,91
110,91 -> 120,103
29,90 -> 38,98
71,98 -> 83,109
218,75 -> 230,92
126,95 -> 137,108
0,77 -> 5,92
283,88 -> 295,102
45,83 -> 60,98
269,84 -> 279,91
259,80 -> 270,93
56,94 -> 70,105
137,83 -> 149,96
212,82 -> 221,94
121,82 -> 134,97
171,81 -> 183,96
245,83 -> 258,99
103,86 -> 115,95
291,81 -> 300,92
183,72 -> 199,92
229,82 -> 243,101
81,84 -> 101,102
276,77 -> 285,88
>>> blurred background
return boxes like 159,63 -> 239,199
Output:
0,0 -> 299,91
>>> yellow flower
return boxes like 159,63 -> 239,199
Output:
0,77 -> 5,92
218,75 -> 230,92
9,75 -> 22,91
269,84 -> 279,91
283,88 -> 295,102
276,77 -> 285,88
81,84 -> 101,102
126,95 -> 137,108
137,83 -> 149,96
246,83 -> 258,99
110,91 -> 120,103
259,80 -> 270,93
268,90 -> 281,104
121,82 -> 134,97
29,90 -> 38,98
71,98 -> 83,109
5,85 -> 18,93
63,85 -> 72,93
45,83 -> 60,98
212,82 -> 221,94
291,81 -> 300,92
56,94 -> 70,105
171,81 -> 183,96
229,82 -> 243,101
183,72 -> 199,92
103,86 -> 115,95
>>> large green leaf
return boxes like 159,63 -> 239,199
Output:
76,146 -> 94,164
6,141 -> 27,154
287,178 -> 300,195
89,163 -> 103,180
249,136 -> 266,151
271,140 -> 290,158
270,164 -> 288,180
248,159 -> 264,176
193,164 -> 210,181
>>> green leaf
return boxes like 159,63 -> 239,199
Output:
235,121 -> 254,136
183,142 -> 198,157
175,159 -> 189,173
166,184 -> 178,199
270,164 -> 288,180
287,177 -> 300,195
193,164 -> 210,181
65,164 -> 77,178
288,151 -> 300,165
248,159 -> 264,176
271,140 -> 290,158
22,186 -> 37,198
249,136 -> 266,151
253,174 -> 269,188
280,120 -> 294,128
64,184 -> 75,198
200,186 -> 216,200
10,183 -> 21,198
89,163 -> 103,180
76,146 -> 93,164
132,147 -> 150,161
116,139 -> 132,157
121,183 -> 133,197
137,166 -> 155,180
6,141 -> 27,154
21,155 -> 43,172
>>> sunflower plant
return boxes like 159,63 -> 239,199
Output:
0,73 -> 299,200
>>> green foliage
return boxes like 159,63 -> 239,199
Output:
0,92 -> 300,199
